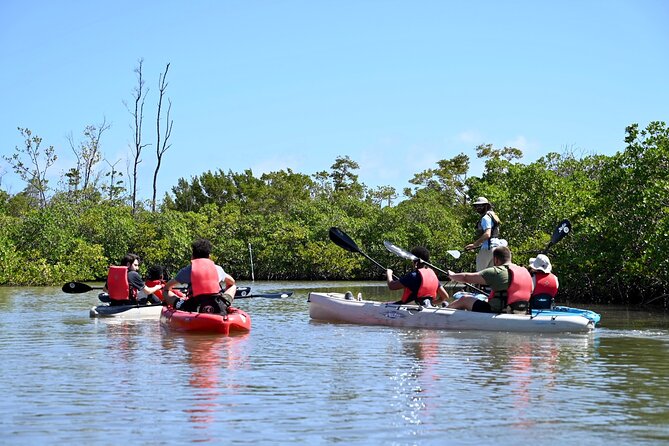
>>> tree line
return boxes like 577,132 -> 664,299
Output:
1,120 -> 667,306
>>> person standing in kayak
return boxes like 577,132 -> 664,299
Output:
446,246 -> 532,314
386,246 -> 450,307
103,254 -> 163,306
465,197 -> 505,271
163,238 -> 237,314
527,254 -> 559,310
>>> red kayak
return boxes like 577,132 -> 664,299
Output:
160,306 -> 251,335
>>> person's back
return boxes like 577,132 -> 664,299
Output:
528,254 -> 559,310
164,238 -> 237,313
387,246 -> 449,307
488,263 -> 532,313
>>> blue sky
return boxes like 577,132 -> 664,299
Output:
1,0 -> 668,201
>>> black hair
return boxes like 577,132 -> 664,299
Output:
146,265 -> 164,281
121,253 -> 140,267
192,238 -> 213,259
411,246 -> 430,264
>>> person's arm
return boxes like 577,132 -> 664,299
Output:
465,228 -> 491,251
386,269 -> 403,290
221,273 -> 235,291
447,270 -> 487,285
143,283 -> 163,295
162,278 -> 182,307
435,285 -> 450,305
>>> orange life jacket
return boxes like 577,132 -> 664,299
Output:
489,264 -> 532,306
401,267 -> 440,303
107,266 -> 134,301
532,272 -> 558,298
190,258 -> 222,297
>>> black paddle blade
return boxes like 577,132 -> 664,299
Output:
551,219 -> 572,245
329,227 -> 360,253
62,282 -> 94,293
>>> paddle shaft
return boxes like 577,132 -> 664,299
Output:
235,291 -> 293,299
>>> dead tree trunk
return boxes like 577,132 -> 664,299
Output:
125,58 -> 149,213
152,62 -> 173,212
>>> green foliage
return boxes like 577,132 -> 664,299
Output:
1,125 -> 667,305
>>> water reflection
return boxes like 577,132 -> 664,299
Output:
160,332 -> 250,441
393,330 -> 600,433
1,285 -> 669,444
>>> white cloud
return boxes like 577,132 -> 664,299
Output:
456,130 -> 484,144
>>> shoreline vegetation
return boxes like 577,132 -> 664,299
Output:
1,122 -> 668,306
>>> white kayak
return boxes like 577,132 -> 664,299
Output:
308,292 -> 595,333
89,303 -> 163,319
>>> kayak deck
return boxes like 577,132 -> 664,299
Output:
90,303 -> 163,319
308,292 -> 595,333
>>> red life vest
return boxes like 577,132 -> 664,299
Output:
107,266 -> 134,301
401,267 -> 440,303
532,272 -> 558,298
190,258 -> 222,297
147,279 -> 184,299
489,264 -> 532,306
145,279 -> 165,301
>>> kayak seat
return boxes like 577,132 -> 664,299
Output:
530,293 -> 554,310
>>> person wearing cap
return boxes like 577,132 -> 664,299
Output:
447,246 -> 532,314
465,196 -> 504,271
528,254 -> 559,310
386,246 -> 450,307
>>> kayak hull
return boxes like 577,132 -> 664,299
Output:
534,306 -> 601,325
308,292 -> 595,333
160,306 -> 251,334
90,304 -> 163,319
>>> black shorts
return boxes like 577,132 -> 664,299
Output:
176,293 -> 233,314
472,299 -> 493,313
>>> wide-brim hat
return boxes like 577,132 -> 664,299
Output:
472,196 -> 490,206
529,254 -> 552,273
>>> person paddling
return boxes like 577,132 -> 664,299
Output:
386,246 -> 450,307
163,239 -> 237,314
447,246 -> 532,314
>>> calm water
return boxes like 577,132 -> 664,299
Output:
1,282 -> 668,445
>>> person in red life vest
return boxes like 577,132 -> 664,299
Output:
446,246 -> 532,314
163,239 -> 237,314
386,246 -> 450,307
102,254 -> 163,306
144,265 -> 184,302
527,254 -> 559,310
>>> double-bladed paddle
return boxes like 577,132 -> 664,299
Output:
235,291 -> 294,299
543,219 -> 571,254
329,227 -> 398,279
62,282 -> 103,293
61,281 -> 286,298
